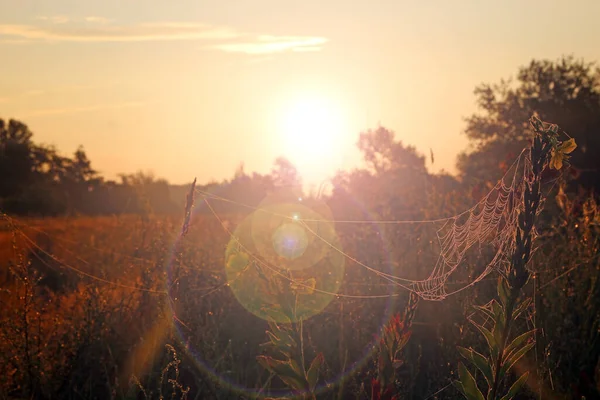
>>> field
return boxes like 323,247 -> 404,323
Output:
1,116 -> 599,400
1,179 -> 599,400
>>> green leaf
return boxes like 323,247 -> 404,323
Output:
470,320 -> 498,362
491,301 -> 505,345
491,300 -> 504,318
458,363 -> 485,400
269,358 -> 307,391
501,342 -> 535,378
504,330 -> 535,359
470,349 -> 494,387
512,298 -> 531,320
257,355 -> 307,391
454,380 -> 467,398
474,304 -> 495,321
266,330 -> 281,347
457,347 -> 493,387
306,353 -> 324,392
263,308 -> 292,325
457,346 -> 473,360
257,355 -> 272,372
500,371 -> 529,400
453,380 -> 467,398
289,359 -> 304,377
497,277 -> 510,307
279,375 -> 307,392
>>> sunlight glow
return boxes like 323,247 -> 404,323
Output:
279,95 -> 347,179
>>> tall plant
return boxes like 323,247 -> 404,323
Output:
455,116 -> 577,400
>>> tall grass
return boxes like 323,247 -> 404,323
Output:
0,118 -> 598,399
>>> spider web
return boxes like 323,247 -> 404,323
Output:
198,147 -> 538,301
0,145 -> 541,303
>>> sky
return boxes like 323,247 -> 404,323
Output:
1,0 -> 599,189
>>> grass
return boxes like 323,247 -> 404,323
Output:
0,120 -> 599,399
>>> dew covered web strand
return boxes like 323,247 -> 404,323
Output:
199,148 -> 534,301
14,224 -> 168,294
202,198 -> 399,299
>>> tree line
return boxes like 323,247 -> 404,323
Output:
2,55 -> 599,217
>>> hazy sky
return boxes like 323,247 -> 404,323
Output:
1,0 -> 599,188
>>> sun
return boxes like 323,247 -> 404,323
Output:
279,95 -> 347,180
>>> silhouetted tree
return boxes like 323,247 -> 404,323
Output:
119,171 -> 176,215
331,125 -> 431,222
270,157 -> 302,196
357,126 -> 427,175
458,56 -> 600,193
0,119 -> 36,200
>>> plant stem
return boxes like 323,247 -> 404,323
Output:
489,120 -> 551,399
489,289 -> 517,399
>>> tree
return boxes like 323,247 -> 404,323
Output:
270,157 -> 302,192
331,125 -> 430,221
0,119 -> 36,199
357,125 -> 427,175
457,56 -> 600,192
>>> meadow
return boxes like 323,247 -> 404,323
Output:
1,124 -> 599,399
3,56 -> 600,397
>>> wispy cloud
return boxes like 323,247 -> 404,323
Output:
212,35 -> 328,54
0,21 -> 239,43
84,16 -> 112,24
35,15 -> 70,24
23,101 -> 145,117
0,19 -> 328,54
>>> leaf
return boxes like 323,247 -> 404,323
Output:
279,375 -> 307,392
491,299 -> 504,318
474,304 -> 495,321
260,357 -> 306,391
397,330 -> 412,351
549,149 -> 564,170
227,252 -> 250,273
458,363 -> 485,400
262,307 -> 293,324
457,346 -> 472,360
500,371 -> 530,400
500,342 -> 535,378
306,353 -> 324,392
290,277 -> 316,295
453,380 -> 467,398
512,298 -> 531,320
504,330 -> 535,359
491,301 -> 505,344
497,277 -> 510,307
470,349 -> 494,387
458,347 -> 493,387
268,320 -> 281,335
549,138 -> 577,170
470,320 -> 498,362
558,138 -> 577,154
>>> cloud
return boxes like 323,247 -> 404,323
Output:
35,15 -> 69,24
23,101 -> 145,117
0,19 -> 328,54
211,35 -> 328,54
84,16 -> 112,24
0,21 -> 240,43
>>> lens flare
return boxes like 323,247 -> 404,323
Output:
167,187 -> 397,397
272,222 -> 308,259
224,193 -> 345,323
